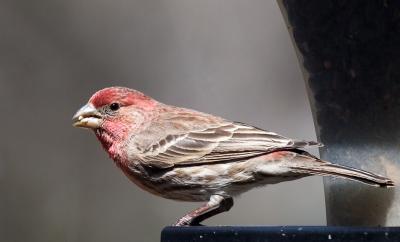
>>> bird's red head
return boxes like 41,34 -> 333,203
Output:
73,87 -> 158,153
88,87 -> 156,110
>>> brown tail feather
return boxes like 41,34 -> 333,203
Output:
295,163 -> 394,187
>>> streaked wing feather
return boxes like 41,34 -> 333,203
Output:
139,122 -> 320,169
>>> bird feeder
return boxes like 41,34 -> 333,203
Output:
278,0 -> 400,226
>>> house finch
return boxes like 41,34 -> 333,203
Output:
72,87 -> 394,226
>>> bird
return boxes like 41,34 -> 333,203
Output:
72,86 -> 394,226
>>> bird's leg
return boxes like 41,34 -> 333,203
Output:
173,195 -> 234,226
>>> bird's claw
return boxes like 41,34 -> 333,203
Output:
172,216 -> 204,226
172,217 -> 192,226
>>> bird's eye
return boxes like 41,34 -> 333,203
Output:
109,103 -> 120,111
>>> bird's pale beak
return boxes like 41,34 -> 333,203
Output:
72,103 -> 102,129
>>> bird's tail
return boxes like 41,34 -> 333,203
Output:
288,151 -> 394,187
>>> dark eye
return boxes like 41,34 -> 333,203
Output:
109,103 -> 120,111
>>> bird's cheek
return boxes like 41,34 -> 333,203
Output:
101,119 -> 131,138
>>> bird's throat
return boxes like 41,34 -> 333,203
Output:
95,129 -> 113,150
95,129 -> 125,161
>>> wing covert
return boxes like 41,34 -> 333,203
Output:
136,121 -> 320,169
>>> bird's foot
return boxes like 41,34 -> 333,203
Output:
172,215 -> 204,226
173,215 -> 193,226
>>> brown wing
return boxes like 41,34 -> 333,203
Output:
136,121 -> 321,169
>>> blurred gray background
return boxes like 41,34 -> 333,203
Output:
1,0 -> 325,241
